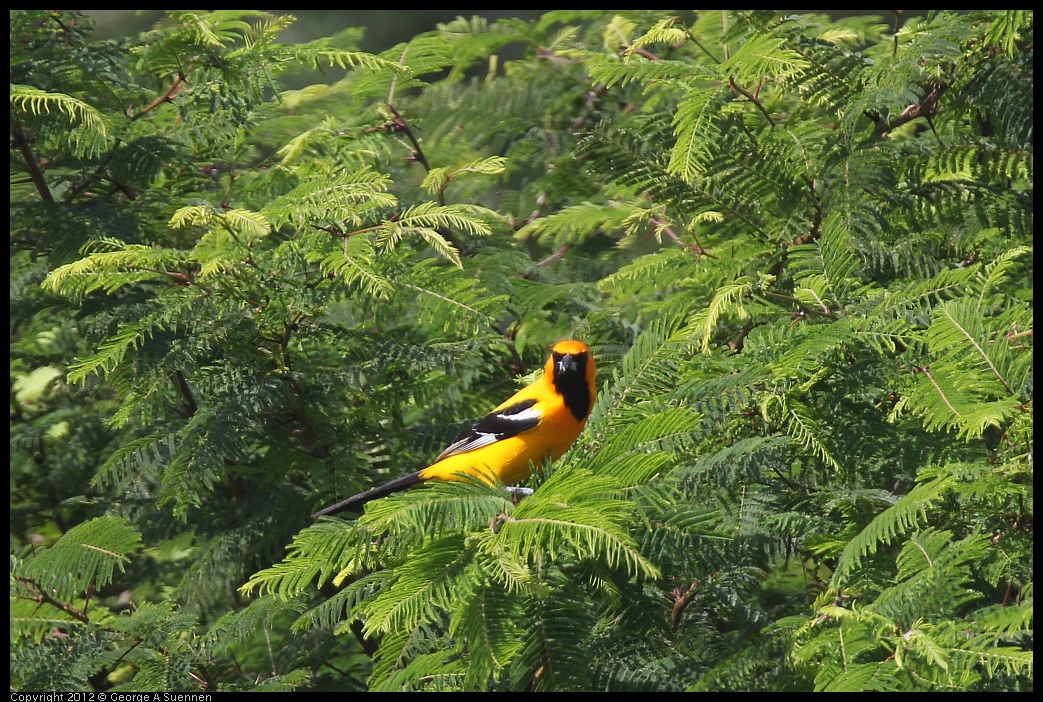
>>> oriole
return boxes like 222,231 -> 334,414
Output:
312,340 -> 596,517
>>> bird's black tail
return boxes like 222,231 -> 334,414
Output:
311,471 -> 424,518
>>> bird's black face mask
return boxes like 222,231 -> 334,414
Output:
552,350 -> 591,422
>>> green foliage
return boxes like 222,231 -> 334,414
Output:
11,9 -> 1032,693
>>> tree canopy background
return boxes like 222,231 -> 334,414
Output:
10,9 -> 1032,693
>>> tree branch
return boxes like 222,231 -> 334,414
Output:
866,85 -> 946,139
12,123 -> 54,202
536,244 -> 570,268
729,77 -> 775,127
653,217 -> 714,260
16,576 -> 90,623
671,582 -> 699,631
127,73 -> 186,121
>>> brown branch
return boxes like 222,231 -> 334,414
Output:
84,577 -> 95,616
765,464 -> 800,496
729,76 -> 775,127
1001,579 -> 1016,607
654,218 -> 715,261
891,10 -> 904,57
671,582 -> 699,631
50,11 -> 75,33
536,244 -> 570,268
135,266 -> 213,297
728,319 -> 756,353
16,576 -> 90,623
314,224 -> 355,238
12,123 -> 54,202
136,266 -> 190,284
383,106 -> 459,243
175,370 -> 198,418
127,73 -> 186,121
386,104 -> 432,171
924,114 -> 944,147
535,47 -> 577,66
762,291 -> 836,319
64,146 -> 121,201
318,215 -> 464,260
686,29 -> 722,63
631,46 -> 661,61
524,192 -> 548,226
110,638 -> 143,672
867,85 -> 946,139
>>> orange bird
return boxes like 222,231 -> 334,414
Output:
312,340 -> 596,517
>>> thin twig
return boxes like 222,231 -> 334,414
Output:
892,10 -> 904,57
729,77 -> 775,127
386,104 -> 432,172
656,220 -> 714,260
631,46 -> 661,61
685,29 -> 722,63
16,576 -> 90,623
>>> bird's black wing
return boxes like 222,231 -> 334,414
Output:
432,398 -> 541,462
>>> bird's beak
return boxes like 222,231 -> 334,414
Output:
557,353 -> 576,375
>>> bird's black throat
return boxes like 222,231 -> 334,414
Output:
553,351 -> 592,422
